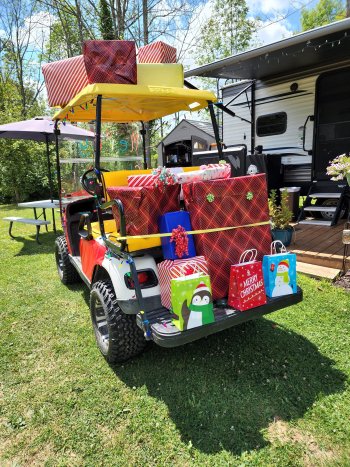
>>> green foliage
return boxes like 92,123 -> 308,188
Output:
99,0 -> 116,40
300,0 -> 345,31
196,0 -> 255,65
44,18 -> 82,60
0,80 -> 53,203
269,189 -> 293,229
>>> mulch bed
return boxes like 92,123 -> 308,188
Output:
334,270 -> 350,292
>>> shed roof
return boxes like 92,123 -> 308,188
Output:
186,119 -> 215,136
185,18 -> 350,82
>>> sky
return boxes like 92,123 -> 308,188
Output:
248,0 -> 320,44
178,0 -> 323,68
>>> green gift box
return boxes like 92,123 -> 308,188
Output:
171,273 -> 215,331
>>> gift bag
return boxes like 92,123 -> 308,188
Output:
171,272 -> 214,331
262,241 -> 297,298
158,256 -> 209,310
228,249 -> 267,311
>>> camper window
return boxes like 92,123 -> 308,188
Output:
256,112 -> 287,137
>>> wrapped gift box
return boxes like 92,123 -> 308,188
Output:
158,211 -> 196,260
42,40 -> 137,108
127,173 -> 157,187
42,55 -> 89,107
107,185 -> 180,235
183,174 -> 272,300
138,41 -> 177,63
83,40 -> 137,84
158,256 -> 209,310
176,164 -> 230,184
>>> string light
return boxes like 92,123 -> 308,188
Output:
261,31 -> 350,63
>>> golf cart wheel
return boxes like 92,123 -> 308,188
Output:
55,235 -> 80,285
90,280 -> 147,363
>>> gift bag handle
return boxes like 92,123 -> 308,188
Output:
271,240 -> 287,255
239,249 -> 257,264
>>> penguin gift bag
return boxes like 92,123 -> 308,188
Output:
171,271 -> 214,331
262,241 -> 297,298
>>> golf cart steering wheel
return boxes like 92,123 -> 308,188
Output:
81,168 -> 109,196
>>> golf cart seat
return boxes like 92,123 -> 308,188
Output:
90,219 -> 161,251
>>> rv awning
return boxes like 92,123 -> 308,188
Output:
53,83 -> 217,122
185,18 -> 350,81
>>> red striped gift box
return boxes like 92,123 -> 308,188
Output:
127,174 -> 157,187
158,256 -> 209,310
42,55 -> 89,108
138,41 -> 177,63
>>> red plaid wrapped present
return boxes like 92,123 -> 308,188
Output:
83,40 -> 137,84
127,174 -> 157,187
228,249 -> 267,311
183,174 -> 272,299
138,41 -> 177,63
42,55 -> 89,107
158,256 -> 209,309
107,185 -> 180,235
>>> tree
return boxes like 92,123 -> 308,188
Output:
99,0 -> 116,40
0,79 -> 51,203
196,0 -> 255,65
300,0 -> 345,31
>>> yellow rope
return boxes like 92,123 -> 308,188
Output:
113,220 -> 271,242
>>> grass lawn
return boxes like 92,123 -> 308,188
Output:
1,204 -> 350,466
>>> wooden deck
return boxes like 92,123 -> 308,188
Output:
290,222 -> 349,271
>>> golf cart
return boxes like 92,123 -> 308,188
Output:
51,79 -> 303,363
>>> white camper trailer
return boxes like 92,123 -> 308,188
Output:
185,19 -> 350,227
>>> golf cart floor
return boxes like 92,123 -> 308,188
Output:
137,287 -> 303,348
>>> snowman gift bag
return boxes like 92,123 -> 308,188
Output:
228,249 -> 267,311
262,241 -> 297,298
171,272 -> 214,331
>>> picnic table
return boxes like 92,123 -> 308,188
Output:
18,199 -> 59,233
2,195 -> 91,244
18,196 -> 90,234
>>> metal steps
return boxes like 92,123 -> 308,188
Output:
303,206 -> 336,212
299,219 -> 332,226
297,181 -> 348,227
310,193 -> 341,199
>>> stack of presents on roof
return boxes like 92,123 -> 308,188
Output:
42,39 -> 298,332
42,39 -> 180,108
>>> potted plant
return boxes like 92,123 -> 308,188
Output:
326,153 -> 350,184
269,189 -> 294,246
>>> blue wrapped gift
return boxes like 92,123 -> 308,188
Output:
159,211 -> 196,260
262,241 -> 297,298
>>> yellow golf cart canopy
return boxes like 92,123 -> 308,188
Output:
53,83 -> 217,122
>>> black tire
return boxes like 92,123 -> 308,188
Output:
315,198 -> 346,221
55,235 -> 80,285
90,280 -> 147,363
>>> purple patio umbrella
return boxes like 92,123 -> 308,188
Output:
0,116 -> 94,202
